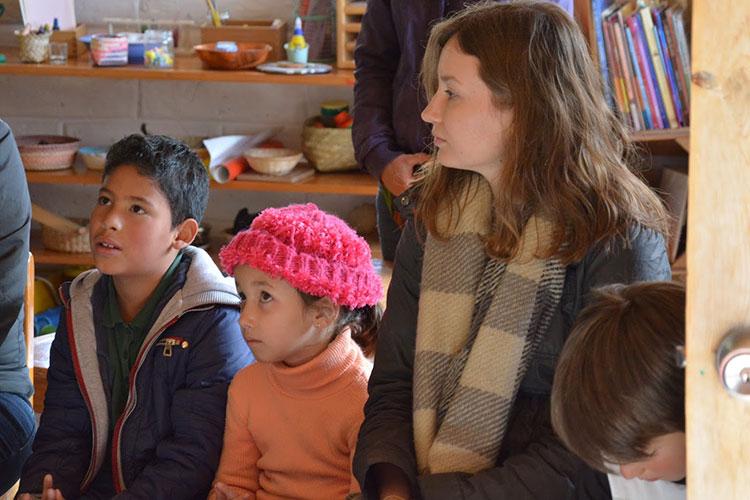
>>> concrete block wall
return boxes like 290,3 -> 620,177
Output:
0,0 -> 367,233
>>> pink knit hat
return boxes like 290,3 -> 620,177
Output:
219,203 -> 382,309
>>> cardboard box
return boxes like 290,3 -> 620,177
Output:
50,23 -> 87,59
201,19 -> 287,62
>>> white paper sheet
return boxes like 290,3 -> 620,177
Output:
21,0 -> 76,30
203,129 -> 277,169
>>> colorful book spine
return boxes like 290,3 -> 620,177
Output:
591,0 -> 614,109
612,14 -> 642,129
629,13 -> 665,129
624,22 -> 653,129
639,6 -> 678,128
670,8 -> 692,104
603,15 -> 629,124
662,8 -> 689,124
653,9 -> 684,126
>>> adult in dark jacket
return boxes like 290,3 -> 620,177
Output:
353,3 -> 672,499
0,120 -> 35,494
353,0 -> 573,260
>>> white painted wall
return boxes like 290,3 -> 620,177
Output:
0,0 -> 365,233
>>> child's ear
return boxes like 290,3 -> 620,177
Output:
311,297 -> 339,329
172,218 -> 199,249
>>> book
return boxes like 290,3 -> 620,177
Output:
669,8 -> 692,105
610,9 -> 641,129
653,8 -> 684,126
624,21 -> 653,129
591,0 -> 615,108
639,5 -> 678,128
630,13 -> 666,129
662,8 -> 690,126
602,11 -> 629,124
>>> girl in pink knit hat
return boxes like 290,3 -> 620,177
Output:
209,203 -> 383,500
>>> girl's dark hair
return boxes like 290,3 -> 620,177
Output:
300,292 -> 382,357
550,281 -> 686,471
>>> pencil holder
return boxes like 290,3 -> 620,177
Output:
18,32 -> 51,63
284,43 -> 308,64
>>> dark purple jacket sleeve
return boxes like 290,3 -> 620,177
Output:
352,0 -> 405,180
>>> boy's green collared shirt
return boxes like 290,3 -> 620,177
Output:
104,252 -> 183,428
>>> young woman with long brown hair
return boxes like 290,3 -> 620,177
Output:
353,2 -> 672,499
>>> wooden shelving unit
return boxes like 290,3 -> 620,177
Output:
26,168 -> 377,195
630,127 -> 690,151
0,47 -> 355,86
336,0 -> 367,69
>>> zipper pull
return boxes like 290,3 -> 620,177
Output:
162,338 -> 176,357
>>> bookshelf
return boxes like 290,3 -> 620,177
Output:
574,0 -> 692,135
575,0 -> 691,266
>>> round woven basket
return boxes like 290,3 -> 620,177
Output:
301,117 -> 357,172
18,32 -> 51,63
41,220 -> 90,253
17,135 -> 80,171
244,148 -> 303,176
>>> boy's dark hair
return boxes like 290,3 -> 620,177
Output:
104,134 -> 209,227
550,281 -> 685,472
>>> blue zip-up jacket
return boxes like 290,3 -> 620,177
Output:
19,246 -> 253,499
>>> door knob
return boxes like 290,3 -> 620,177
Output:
716,326 -> 750,399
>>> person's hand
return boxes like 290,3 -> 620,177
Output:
373,463 -> 412,500
18,474 -> 64,500
212,482 -> 252,500
42,474 -> 65,500
380,153 -> 431,196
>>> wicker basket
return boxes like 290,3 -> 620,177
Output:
17,135 -> 80,171
301,117 -> 357,172
41,220 -> 90,253
244,147 -> 303,176
18,32 -> 51,63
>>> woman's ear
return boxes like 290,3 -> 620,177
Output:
172,218 -> 199,249
310,297 -> 340,330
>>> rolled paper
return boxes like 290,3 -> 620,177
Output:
211,156 -> 249,183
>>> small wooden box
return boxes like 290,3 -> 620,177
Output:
50,24 -> 87,59
201,19 -> 287,62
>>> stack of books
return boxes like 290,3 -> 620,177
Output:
591,1 -> 691,131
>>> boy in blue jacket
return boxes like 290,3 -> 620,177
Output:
18,134 -> 254,499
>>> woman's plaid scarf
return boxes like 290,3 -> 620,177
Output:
413,175 -> 565,474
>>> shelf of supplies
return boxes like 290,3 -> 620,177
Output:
25,168 -> 377,196
0,47 -> 355,86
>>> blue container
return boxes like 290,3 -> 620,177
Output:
128,42 -> 144,64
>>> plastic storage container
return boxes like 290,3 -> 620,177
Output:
144,30 -> 174,68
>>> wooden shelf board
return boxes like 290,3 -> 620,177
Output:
0,48 -> 355,87
630,127 -> 689,142
31,233 -> 94,266
26,168 -> 377,196
345,2 -> 367,15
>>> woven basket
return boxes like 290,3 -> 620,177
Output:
18,32 -> 51,63
301,117 -> 357,172
41,220 -> 90,253
17,135 -> 80,171
244,147 -> 303,176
